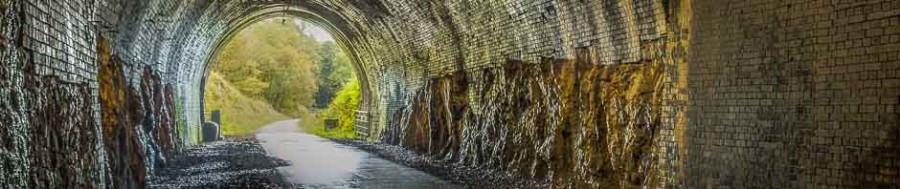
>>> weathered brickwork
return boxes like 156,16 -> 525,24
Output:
0,0 -> 898,188
688,0 -> 900,188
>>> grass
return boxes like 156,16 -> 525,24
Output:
203,71 -> 357,139
204,72 -> 288,136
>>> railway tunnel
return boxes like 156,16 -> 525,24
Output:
1,0 -> 899,188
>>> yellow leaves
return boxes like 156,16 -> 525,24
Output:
233,77 -> 269,97
211,19 -> 322,116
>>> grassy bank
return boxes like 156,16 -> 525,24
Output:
204,72 -> 288,136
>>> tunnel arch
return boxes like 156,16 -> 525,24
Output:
14,1 -> 898,188
197,7 -> 376,131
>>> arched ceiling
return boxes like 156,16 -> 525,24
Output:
107,0 -> 663,84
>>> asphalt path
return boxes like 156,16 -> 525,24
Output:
255,119 -> 458,189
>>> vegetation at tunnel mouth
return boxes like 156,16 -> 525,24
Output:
204,18 -> 359,138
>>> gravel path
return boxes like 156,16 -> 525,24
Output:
149,138 -> 291,189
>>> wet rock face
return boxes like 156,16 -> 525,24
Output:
25,77 -> 103,188
98,38 -> 181,188
0,34 -> 181,188
0,75 -> 103,188
1,2 -> 105,186
385,53 -> 674,188
1,10 -> 104,188
140,67 -> 180,172
99,38 -> 147,188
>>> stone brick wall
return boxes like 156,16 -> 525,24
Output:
688,0 -> 900,187
1,0 -> 228,187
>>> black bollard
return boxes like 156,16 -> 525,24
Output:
325,119 -> 338,131
202,122 -> 221,142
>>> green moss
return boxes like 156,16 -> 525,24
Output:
173,97 -> 196,146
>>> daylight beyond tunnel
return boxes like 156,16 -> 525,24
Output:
2,0 -> 900,188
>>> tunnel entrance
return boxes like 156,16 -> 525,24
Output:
199,9 -> 375,140
159,15 -> 445,185
199,17 -> 363,138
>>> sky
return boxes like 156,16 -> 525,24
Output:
295,20 -> 334,42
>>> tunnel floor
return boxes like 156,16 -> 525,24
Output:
256,120 -> 458,188
151,120 -> 458,188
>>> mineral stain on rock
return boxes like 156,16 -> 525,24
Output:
99,37 -> 148,188
97,37 -> 181,188
385,50 -> 672,188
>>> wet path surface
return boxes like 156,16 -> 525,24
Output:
256,120 -> 458,189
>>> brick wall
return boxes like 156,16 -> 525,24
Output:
688,0 -> 900,187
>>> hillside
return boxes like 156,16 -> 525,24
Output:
204,71 -> 288,136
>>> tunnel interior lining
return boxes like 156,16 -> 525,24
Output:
3,0 -> 899,188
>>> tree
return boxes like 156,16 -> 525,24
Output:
211,18 -> 321,116
314,42 -> 355,108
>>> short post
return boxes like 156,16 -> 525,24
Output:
211,110 -> 221,125
324,119 -> 338,131
202,122 -> 220,142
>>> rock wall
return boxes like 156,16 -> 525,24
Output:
18,74 -> 102,188
1,0 -> 185,187
97,37 -> 180,188
376,1 -> 687,187
1,0 -> 105,187
385,55 -> 679,188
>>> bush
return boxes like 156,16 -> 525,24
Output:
300,79 -> 360,139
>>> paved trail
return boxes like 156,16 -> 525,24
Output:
255,120 -> 458,188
